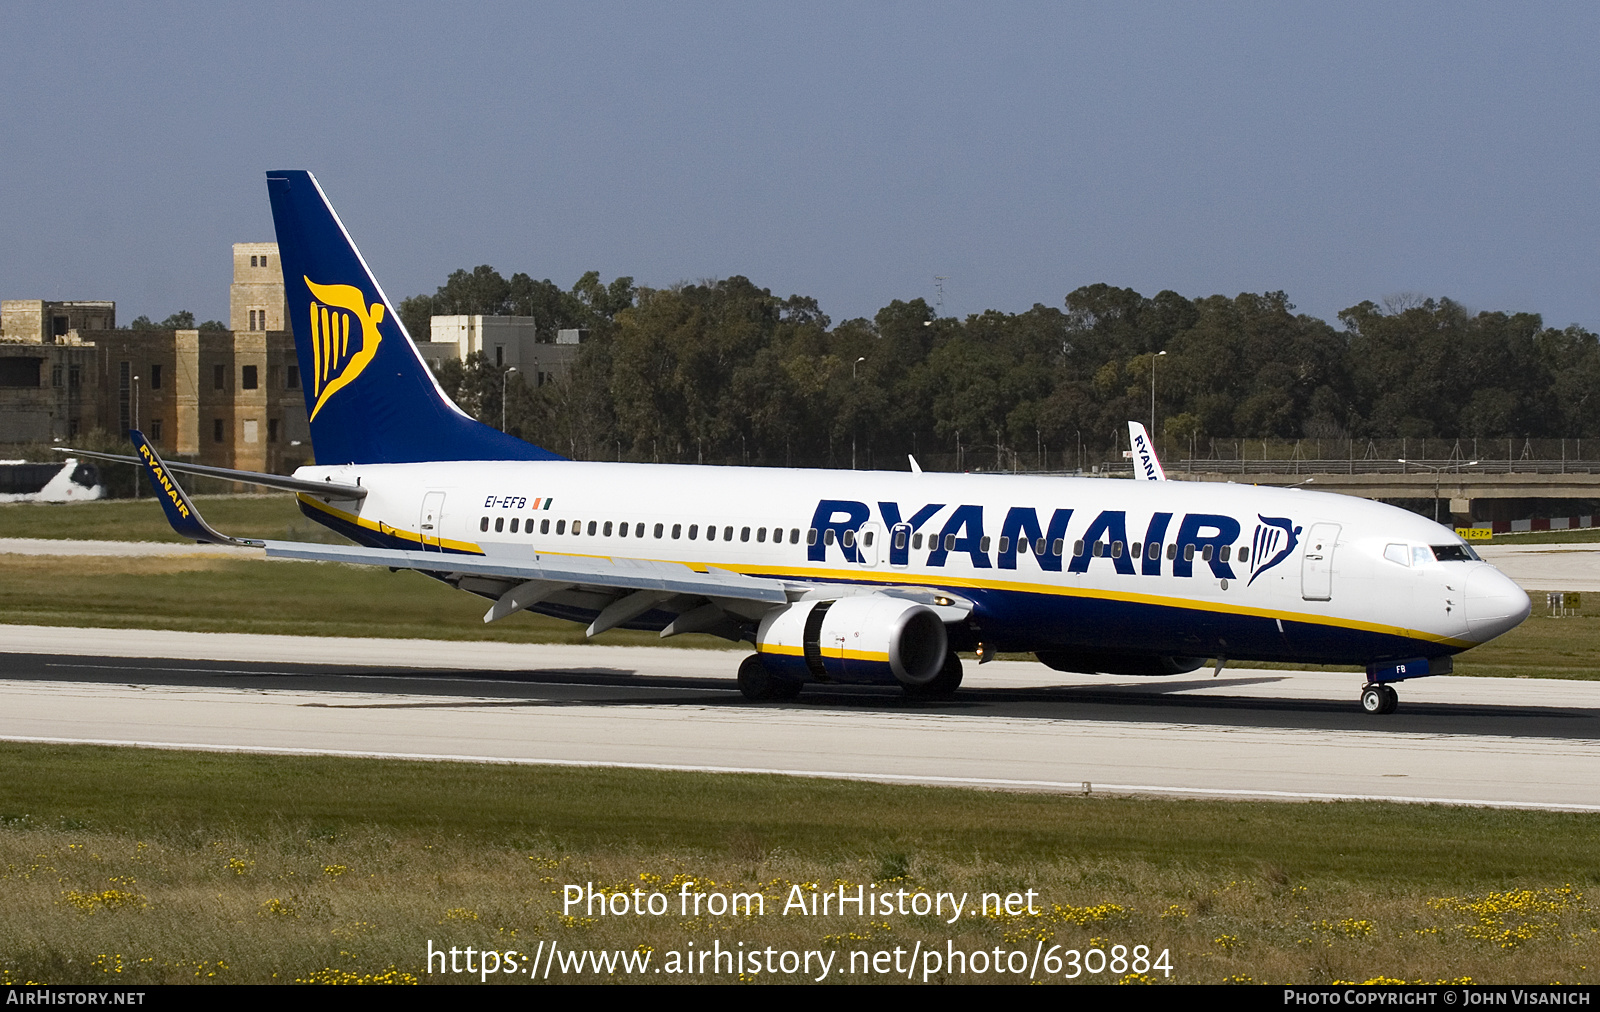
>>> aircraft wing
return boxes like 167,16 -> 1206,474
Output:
119,431 -> 973,634
57,443 -> 366,500
264,540 -> 792,604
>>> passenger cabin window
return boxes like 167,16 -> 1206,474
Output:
1238,546 -> 1249,563
480,517 -> 489,532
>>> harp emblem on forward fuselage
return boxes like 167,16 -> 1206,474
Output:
305,277 -> 385,421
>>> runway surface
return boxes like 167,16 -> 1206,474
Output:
2,625 -> 1597,811
1476,542 -> 1600,593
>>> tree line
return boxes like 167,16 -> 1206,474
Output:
399,267 -> 1600,469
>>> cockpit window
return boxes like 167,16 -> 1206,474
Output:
1431,544 -> 1476,562
1383,543 -> 1409,566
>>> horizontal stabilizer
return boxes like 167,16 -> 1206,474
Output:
56,446 -> 366,500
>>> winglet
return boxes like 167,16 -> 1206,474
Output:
131,431 -> 264,548
1127,421 -> 1167,481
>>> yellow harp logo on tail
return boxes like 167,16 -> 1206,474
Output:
304,278 -> 385,421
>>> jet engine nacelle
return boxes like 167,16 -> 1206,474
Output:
756,596 -> 948,687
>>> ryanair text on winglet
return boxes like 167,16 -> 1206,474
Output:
138,444 -> 190,519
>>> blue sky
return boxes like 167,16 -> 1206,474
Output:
4,2 -> 1596,331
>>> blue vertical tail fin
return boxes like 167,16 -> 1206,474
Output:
265,170 -> 563,465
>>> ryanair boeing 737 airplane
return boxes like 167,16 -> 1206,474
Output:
73,171 -> 1532,715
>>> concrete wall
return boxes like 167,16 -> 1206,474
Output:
0,343 -> 97,441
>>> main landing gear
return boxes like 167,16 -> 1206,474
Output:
737,654 -> 803,702
904,651 -> 964,699
1360,682 -> 1399,715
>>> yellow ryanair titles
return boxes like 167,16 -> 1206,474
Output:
136,442 -> 190,519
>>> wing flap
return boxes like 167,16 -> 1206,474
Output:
261,541 -> 792,604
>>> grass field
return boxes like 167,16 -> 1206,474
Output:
0,742 -> 1594,985
0,495 -> 341,545
0,555 -> 735,649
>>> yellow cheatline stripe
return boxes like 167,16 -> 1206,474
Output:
296,495 -> 484,555
831,648 -> 891,662
755,644 -> 889,663
722,560 -> 1475,649
288,505 -> 1472,650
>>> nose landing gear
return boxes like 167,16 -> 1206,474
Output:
1360,682 -> 1399,715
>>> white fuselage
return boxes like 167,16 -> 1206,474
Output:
291,459 -> 1530,665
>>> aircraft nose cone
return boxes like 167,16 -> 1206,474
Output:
1464,565 -> 1531,640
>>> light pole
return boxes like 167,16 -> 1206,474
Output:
852,357 -> 865,470
132,373 -> 140,498
1150,350 -> 1166,433
501,367 -> 517,431
1398,458 -> 1479,523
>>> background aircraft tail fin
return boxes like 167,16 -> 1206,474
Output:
1127,421 -> 1167,481
265,170 -> 563,465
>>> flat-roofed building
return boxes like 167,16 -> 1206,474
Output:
417,316 -> 584,386
1,300 -> 116,343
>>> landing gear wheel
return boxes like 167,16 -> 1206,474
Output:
737,654 -> 802,701
905,652 -> 964,699
1360,683 -> 1398,715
